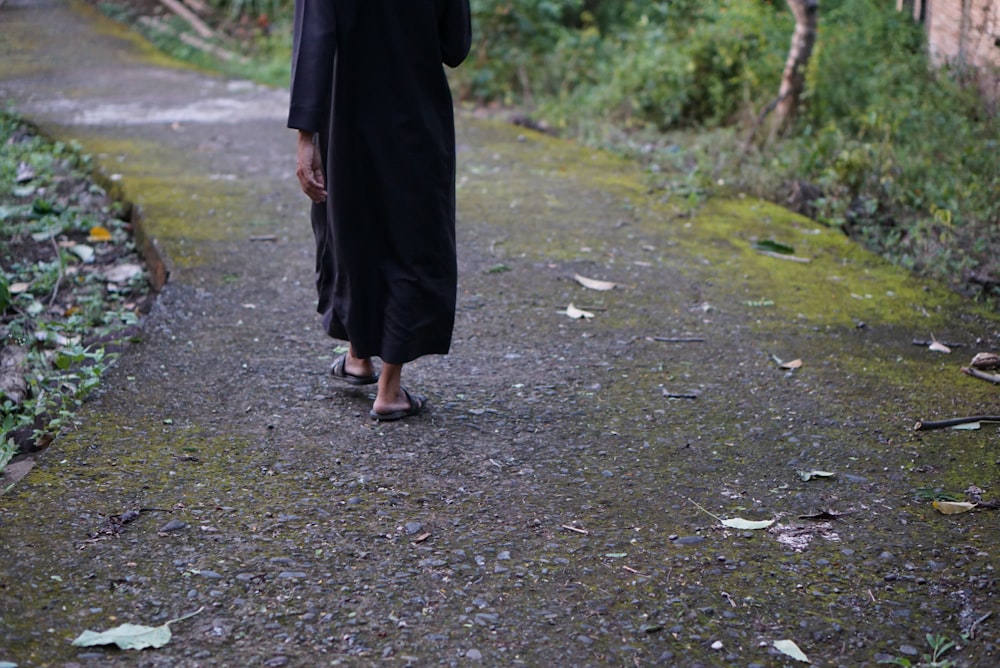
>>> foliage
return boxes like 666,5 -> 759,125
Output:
766,0 -> 1000,295
91,0 -> 1000,300
879,633 -> 956,667
0,111 -> 148,474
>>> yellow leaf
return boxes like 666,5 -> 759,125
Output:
88,225 -> 113,242
933,500 -> 976,515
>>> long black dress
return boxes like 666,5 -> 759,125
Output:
287,0 -> 471,364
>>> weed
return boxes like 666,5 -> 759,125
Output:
0,111 -> 150,474
880,633 -> 957,667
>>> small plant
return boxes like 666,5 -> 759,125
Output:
1,110 -> 150,476
880,633 -> 957,667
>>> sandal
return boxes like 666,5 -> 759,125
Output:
330,353 -> 379,386
370,388 -> 426,422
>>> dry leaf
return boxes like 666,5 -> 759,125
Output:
573,273 -> 616,291
561,303 -> 594,319
720,517 -> 775,530
780,359 -> 803,370
9,282 -> 30,294
933,500 -> 976,515
970,352 -> 1000,370
797,470 -> 835,482
103,263 -> 143,284
929,341 -> 952,354
72,607 -> 203,650
773,639 -> 811,663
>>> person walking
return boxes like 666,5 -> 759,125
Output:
288,0 -> 472,421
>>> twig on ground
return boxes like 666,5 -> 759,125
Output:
914,415 -> 1000,431
159,0 -> 214,39
960,367 -> 1000,384
650,337 -> 705,343
663,392 -> 698,400
969,611 -> 992,639
561,524 -> 589,535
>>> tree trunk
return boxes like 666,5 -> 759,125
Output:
769,0 -> 819,140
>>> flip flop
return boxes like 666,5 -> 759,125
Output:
330,353 -> 379,386
370,388 -> 427,422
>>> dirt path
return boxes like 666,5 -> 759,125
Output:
1,2 -> 999,666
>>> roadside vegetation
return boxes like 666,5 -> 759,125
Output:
0,111 -> 152,477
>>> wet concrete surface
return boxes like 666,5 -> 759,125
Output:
1,1 -> 999,666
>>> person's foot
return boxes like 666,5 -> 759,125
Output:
370,387 -> 426,421
330,353 -> 378,385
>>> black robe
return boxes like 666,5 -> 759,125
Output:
288,0 -> 471,364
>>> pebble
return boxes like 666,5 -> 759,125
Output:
199,570 -> 223,579
675,536 -> 705,545
405,521 -> 423,535
466,649 -> 483,661
711,640 -> 724,650
346,497 -> 363,506
899,645 -> 919,656
264,657 -> 289,667
497,550 -> 511,561
278,571 -> 308,579
159,519 -> 188,532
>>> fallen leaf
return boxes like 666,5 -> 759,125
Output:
753,239 -> 795,254
774,639 -> 811,663
780,359 -> 803,370
929,341 -> 952,354
797,470 -> 835,482
720,517 -> 775,530
561,303 -> 594,319
951,421 -> 981,431
970,352 -> 1000,370
71,608 -> 203,650
15,161 -> 35,183
68,244 -> 95,263
103,263 -> 143,284
88,226 -> 113,242
9,282 -> 30,294
574,273 -> 616,291
933,500 -> 977,515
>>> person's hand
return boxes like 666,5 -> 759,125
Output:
296,131 -> 327,203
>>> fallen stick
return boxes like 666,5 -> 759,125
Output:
651,337 -> 705,343
561,524 -> 589,535
914,415 -> 1000,431
180,0 -> 209,14
961,366 -> 1000,384
159,0 -> 215,39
